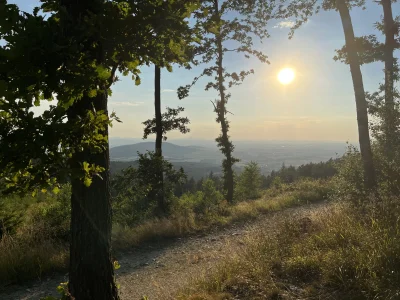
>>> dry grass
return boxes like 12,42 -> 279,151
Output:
112,179 -> 330,251
0,179 -> 330,285
179,200 -> 400,300
0,231 -> 68,285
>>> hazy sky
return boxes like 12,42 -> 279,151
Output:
9,1 -> 400,142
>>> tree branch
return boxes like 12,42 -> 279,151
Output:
106,62 -> 119,89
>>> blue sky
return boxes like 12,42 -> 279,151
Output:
9,0 -> 400,142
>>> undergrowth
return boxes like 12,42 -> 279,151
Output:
112,179 -> 329,251
0,179 -> 329,285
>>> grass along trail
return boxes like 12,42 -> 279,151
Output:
0,201 -> 328,300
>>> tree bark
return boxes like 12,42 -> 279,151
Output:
155,65 -> 163,157
61,0 -> 119,298
381,0 -> 396,156
214,0 -> 235,203
154,65 -> 165,214
68,93 -> 119,300
336,0 -> 377,190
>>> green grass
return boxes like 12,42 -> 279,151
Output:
178,199 -> 400,300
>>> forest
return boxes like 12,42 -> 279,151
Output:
0,0 -> 400,299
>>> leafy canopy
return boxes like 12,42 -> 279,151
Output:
0,0 -> 199,194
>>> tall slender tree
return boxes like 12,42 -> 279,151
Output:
277,0 -> 377,190
147,12 -> 196,214
381,0 -> 397,155
155,66 -> 163,158
334,0 -> 376,189
154,65 -> 164,214
333,1 -> 400,191
142,105 -> 190,213
179,0 -> 275,202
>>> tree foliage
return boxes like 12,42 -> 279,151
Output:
112,151 -> 187,225
0,0 -> 198,194
143,107 -> 190,141
235,161 -> 262,200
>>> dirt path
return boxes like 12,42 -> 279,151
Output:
0,202 -> 328,300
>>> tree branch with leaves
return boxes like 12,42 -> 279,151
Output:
179,0 -> 275,202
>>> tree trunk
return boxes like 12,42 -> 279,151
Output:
61,0 -> 119,298
68,93 -> 119,300
381,0 -> 396,156
214,0 -> 235,203
336,0 -> 377,190
154,65 -> 165,214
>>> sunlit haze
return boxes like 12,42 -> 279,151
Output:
278,68 -> 295,85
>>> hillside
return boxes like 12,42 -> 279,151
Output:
110,160 -> 233,180
110,141 -> 346,178
110,142 -> 219,162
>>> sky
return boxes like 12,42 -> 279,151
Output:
8,1 -> 400,143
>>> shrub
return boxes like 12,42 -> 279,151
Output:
111,151 -> 187,226
23,185 -> 71,241
235,162 -> 262,201
0,185 -> 71,284
172,179 -> 224,218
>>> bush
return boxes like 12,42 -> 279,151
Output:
111,151 -> 187,226
0,185 -> 71,284
23,185 -> 71,241
235,162 -> 262,201
331,145 -> 367,204
172,179 -> 224,218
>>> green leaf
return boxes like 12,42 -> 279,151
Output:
88,89 -> 97,98
96,65 -> 111,81
135,76 -> 141,86
113,260 -> 121,270
84,177 -> 92,187
52,186 -> 60,194
83,161 -> 90,173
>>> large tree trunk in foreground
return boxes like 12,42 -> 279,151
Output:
214,0 -> 235,203
60,1 -> 118,298
381,0 -> 396,156
154,65 -> 165,214
68,93 -> 119,300
336,0 -> 377,190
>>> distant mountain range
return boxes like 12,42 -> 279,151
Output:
110,142 -> 223,164
110,140 -> 348,178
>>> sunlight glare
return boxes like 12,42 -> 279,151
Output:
278,68 -> 295,85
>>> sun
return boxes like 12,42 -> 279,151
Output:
278,68 -> 295,85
